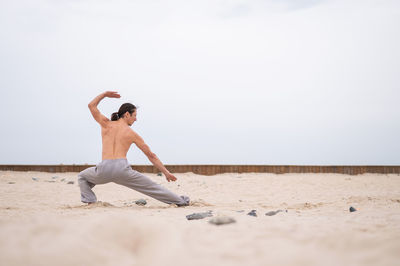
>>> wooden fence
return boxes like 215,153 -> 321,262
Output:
0,165 -> 399,175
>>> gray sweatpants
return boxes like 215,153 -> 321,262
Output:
77,159 -> 189,206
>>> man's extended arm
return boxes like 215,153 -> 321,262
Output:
88,91 -> 120,126
132,132 -> 177,182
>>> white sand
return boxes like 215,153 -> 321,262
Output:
1,171 -> 400,266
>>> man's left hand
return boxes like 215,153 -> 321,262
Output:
165,173 -> 177,182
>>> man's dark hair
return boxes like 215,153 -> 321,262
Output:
111,103 -> 136,121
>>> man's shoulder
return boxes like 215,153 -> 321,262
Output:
126,128 -> 145,144
125,127 -> 140,138
100,119 -> 114,129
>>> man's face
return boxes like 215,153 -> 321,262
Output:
128,110 -> 137,126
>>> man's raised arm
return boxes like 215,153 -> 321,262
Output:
88,91 -> 120,126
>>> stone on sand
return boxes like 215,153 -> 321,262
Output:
186,211 -> 213,220
265,210 -> 287,216
209,216 -> 236,225
247,210 -> 257,217
135,199 -> 147,206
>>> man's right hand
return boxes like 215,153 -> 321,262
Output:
104,91 -> 121,98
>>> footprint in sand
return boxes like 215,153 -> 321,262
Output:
189,199 -> 213,207
86,201 -> 115,208
62,201 -> 115,209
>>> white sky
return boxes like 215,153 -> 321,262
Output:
0,0 -> 399,165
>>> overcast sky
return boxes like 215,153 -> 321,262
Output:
0,0 -> 399,165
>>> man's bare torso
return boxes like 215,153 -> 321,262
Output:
88,91 -> 177,182
101,121 -> 134,160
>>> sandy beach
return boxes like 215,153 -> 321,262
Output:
1,170 -> 400,266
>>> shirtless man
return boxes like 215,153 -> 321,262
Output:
77,91 -> 190,206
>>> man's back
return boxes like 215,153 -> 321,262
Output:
87,91 -> 178,182
101,121 -> 133,160
79,91 -> 189,206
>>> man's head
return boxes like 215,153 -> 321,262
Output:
111,103 -> 137,126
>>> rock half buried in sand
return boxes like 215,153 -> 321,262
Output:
349,206 -> 357,212
135,199 -> 147,206
32,177 -> 39,181
265,210 -> 287,216
67,181 -> 74,184
247,210 -> 257,217
186,211 -> 213,220
209,216 -> 236,225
